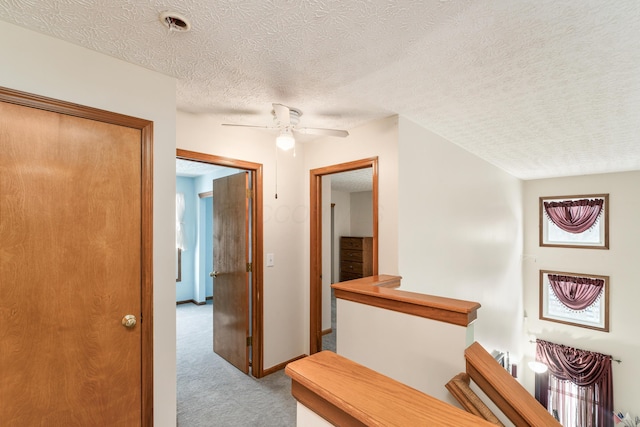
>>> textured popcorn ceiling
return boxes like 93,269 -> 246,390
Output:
1,1 -> 639,179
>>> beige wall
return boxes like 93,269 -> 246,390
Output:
305,115 -> 400,274
350,191 -> 374,236
304,115 -> 400,351
321,175 -> 332,331
337,298 -> 470,406
397,116 -> 524,363
331,190 -> 351,283
0,21 -> 178,425
522,171 -> 640,411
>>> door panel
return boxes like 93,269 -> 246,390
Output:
212,172 -> 250,373
0,101 -> 143,425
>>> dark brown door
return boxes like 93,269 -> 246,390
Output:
212,172 -> 250,373
0,100 -> 146,425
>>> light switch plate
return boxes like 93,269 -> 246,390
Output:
266,253 -> 275,267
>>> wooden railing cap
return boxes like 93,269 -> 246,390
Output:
332,274 -> 481,326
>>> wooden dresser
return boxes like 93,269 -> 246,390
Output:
339,236 -> 373,282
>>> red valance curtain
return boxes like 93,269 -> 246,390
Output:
535,339 -> 613,427
547,274 -> 604,311
543,198 -> 604,233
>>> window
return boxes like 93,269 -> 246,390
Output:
539,270 -> 609,332
535,339 -> 613,427
548,377 -> 600,427
539,194 -> 608,249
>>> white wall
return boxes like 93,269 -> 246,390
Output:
350,191 -> 374,237
305,115 -> 399,277
337,299 -> 469,406
331,190 -> 351,282
397,116 -> 524,365
305,115 -> 400,352
522,171 -> 640,411
176,112 -> 307,367
321,175 -> 332,330
0,21 -> 178,425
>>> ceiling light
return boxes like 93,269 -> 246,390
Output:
276,128 -> 295,151
528,361 -> 548,373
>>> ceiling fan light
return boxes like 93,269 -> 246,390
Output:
276,129 -> 295,151
528,361 -> 548,374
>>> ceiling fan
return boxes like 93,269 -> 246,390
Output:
222,103 -> 349,150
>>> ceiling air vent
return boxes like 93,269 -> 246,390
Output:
159,11 -> 191,32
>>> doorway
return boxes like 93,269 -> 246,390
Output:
309,157 -> 379,354
176,149 -> 264,377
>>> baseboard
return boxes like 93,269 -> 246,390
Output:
321,328 -> 333,336
262,354 -> 307,376
176,299 -> 206,306
206,295 -> 213,300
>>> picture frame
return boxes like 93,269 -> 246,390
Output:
539,270 -> 609,332
539,193 -> 608,249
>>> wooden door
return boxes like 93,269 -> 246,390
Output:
0,94 -> 151,426
212,172 -> 250,373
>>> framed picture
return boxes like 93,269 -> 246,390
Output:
539,194 -> 608,249
539,270 -> 609,332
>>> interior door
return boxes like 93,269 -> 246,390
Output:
212,172 -> 250,373
0,99 -> 146,425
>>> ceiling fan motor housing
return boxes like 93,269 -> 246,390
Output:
273,105 -> 301,127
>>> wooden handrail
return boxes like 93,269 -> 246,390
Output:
286,351 -> 497,427
465,342 -> 561,427
446,373 -> 504,425
332,275 -> 481,326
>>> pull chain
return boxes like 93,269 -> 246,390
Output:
274,142 -> 278,199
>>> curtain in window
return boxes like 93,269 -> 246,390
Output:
176,193 -> 186,250
535,339 -> 613,427
547,274 -> 604,311
543,198 -> 604,233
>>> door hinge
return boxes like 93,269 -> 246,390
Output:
246,336 -> 252,346
246,188 -> 253,199
246,262 -> 252,273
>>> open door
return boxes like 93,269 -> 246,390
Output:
212,172 -> 251,373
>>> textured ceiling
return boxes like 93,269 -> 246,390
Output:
176,158 -> 225,178
2,1 -> 640,179
330,168 -> 373,193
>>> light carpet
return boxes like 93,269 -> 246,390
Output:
176,301 -> 297,426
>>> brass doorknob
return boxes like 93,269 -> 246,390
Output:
122,314 -> 137,328
210,271 -> 218,278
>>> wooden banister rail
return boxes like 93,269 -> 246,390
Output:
446,373 -> 504,426
465,342 -> 561,427
286,351 -> 497,427
332,275 -> 481,326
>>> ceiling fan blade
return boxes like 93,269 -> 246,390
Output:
272,103 -> 291,126
222,123 -> 274,131
296,127 -> 349,138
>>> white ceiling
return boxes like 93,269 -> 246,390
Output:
176,158 -> 223,178
2,1 -> 640,180
330,168 -> 373,193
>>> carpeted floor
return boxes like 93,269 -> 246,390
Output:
176,301 -> 297,427
321,289 -> 337,352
